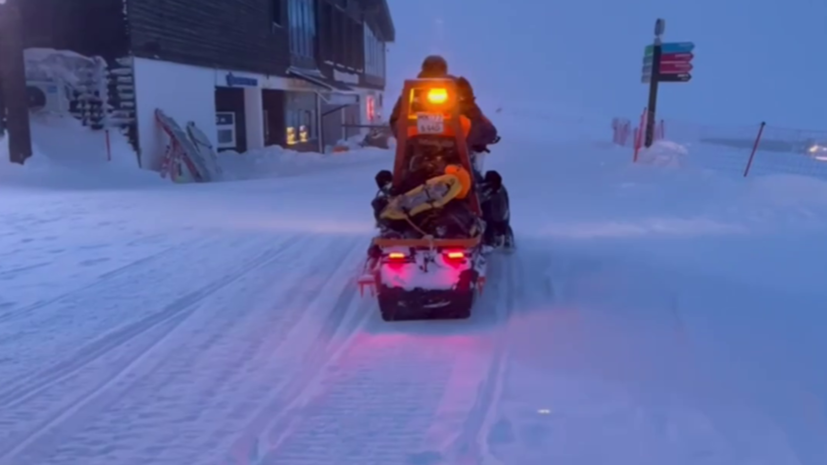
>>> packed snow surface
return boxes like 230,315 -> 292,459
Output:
0,117 -> 825,465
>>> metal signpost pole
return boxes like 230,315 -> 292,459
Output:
0,0 -> 33,164
639,19 -> 695,149
645,19 -> 665,148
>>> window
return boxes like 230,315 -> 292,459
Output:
319,2 -> 333,58
215,112 -> 237,149
301,110 -> 313,141
271,0 -> 282,26
349,19 -> 360,69
342,15 -> 350,67
289,0 -> 316,59
332,8 -> 343,64
286,110 -> 300,145
285,92 -> 317,145
364,24 -> 385,77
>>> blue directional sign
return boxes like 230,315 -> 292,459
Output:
662,42 -> 694,53
644,42 -> 695,55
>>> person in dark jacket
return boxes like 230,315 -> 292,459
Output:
389,55 -> 498,152
384,55 -> 513,249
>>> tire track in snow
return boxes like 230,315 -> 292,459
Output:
0,237 -> 202,324
250,254 -> 517,465
0,236 -> 301,408
0,235 -> 283,384
0,232 -> 240,326
0,237 -> 304,463
256,332 -> 459,465
431,254 -> 515,465
7,236 -> 369,465
438,249 -> 554,465
228,242 -> 374,464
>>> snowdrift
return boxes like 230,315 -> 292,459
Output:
515,136 -> 827,243
634,140 -> 687,168
0,115 -> 161,190
216,145 -> 391,181
1,114 -> 393,189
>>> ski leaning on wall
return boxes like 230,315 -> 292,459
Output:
155,109 -> 223,183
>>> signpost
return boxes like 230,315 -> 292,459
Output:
640,19 -> 695,147
0,0 -> 33,164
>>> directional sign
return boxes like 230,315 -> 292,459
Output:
660,62 -> 693,74
661,52 -> 693,63
644,42 -> 695,55
641,41 -> 695,84
661,42 -> 694,54
658,73 -> 691,82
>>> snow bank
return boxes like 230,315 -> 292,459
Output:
28,113 -> 138,168
635,140 -> 688,167
743,173 -> 827,210
0,115 -> 161,190
216,144 -> 392,181
624,141 -> 827,221
1,113 -> 394,189
509,136 -> 827,244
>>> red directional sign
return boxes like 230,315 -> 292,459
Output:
640,41 -> 695,84
660,62 -> 693,74
661,52 -> 694,63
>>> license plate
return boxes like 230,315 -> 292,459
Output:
416,114 -> 444,134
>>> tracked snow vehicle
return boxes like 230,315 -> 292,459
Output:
358,78 -> 490,321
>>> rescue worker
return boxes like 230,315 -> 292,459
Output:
381,55 -> 513,249
389,55 -> 499,154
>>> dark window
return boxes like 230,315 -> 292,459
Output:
342,16 -> 350,67
364,24 -> 385,77
351,19 -> 362,69
332,8 -> 343,64
272,0 -> 282,26
319,2 -> 333,59
289,0 -> 316,58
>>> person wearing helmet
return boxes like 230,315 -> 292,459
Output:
383,55 -> 513,249
389,55 -> 499,166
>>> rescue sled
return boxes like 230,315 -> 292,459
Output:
359,78 -> 488,321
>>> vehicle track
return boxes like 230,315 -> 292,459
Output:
0,235 -> 219,324
1,236 -> 375,465
0,234 -> 298,386
448,255 -> 516,464
227,246 -> 374,464
243,253 -> 516,465
0,236 -> 304,463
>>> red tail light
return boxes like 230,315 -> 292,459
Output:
444,250 -> 465,260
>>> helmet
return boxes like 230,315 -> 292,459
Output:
420,55 -> 448,77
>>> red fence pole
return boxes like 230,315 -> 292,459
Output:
633,107 -> 646,162
743,121 -> 766,177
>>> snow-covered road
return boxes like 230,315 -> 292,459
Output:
1,137 -> 825,464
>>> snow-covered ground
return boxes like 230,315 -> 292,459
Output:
0,115 -> 825,465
